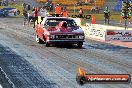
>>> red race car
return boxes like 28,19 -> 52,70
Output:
35,17 -> 85,47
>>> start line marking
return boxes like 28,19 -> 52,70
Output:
0,84 -> 3,88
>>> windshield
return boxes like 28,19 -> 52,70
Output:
44,18 -> 77,27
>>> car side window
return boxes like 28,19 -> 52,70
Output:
66,20 -> 77,27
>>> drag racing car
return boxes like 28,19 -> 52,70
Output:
35,17 -> 85,47
0,7 -> 20,17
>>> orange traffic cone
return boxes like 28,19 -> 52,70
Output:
91,14 -> 96,24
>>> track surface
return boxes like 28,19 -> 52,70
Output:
0,18 -> 132,88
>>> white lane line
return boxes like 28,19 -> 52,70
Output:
0,67 -> 15,88
0,84 -> 3,88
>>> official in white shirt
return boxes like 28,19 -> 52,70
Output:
39,7 -> 48,20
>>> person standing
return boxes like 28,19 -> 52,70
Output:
39,6 -> 48,20
55,4 -> 61,17
23,8 -> 28,26
62,8 -> 68,17
104,6 -> 110,24
22,3 -> 26,10
91,5 -> 96,13
33,7 -> 38,28
79,8 -> 83,18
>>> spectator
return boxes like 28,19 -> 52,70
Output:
96,6 -> 99,13
90,0 -> 94,3
76,0 -> 83,6
62,8 -> 68,17
91,5 -> 96,13
79,8 -> 83,18
32,6 -> 35,11
27,4 -> 30,10
85,0 -> 88,3
33,7 -> 38,28
27,11 -> 34,25
23,8 -> 28,26
2,0 -> 8,6
3,0 -> 8,6
55,4 -> 61,17
23,3 -> 26,10
104,6 -> 110,24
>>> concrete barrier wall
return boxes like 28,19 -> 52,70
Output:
81,23 -> 132,41
81,24 -> 106,40
106,30 -> 132,41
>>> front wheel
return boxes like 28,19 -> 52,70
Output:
46,42 -> 50,47
77,42 -> 83,48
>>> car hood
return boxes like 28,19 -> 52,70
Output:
47,26 -> 84,35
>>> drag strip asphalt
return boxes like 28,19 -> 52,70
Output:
0,18 -> 132,88
0,44 -> 57,88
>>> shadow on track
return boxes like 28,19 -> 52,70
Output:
86,43 -> 131,51
54,44 -> 86,49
